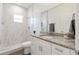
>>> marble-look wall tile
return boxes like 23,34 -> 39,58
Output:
0,3 -> 30,49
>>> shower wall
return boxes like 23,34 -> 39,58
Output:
0,3 -> 30,48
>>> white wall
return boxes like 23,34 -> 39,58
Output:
1,3 -> 30,48
75,4 -> 79,51
0,4 -> 2,44
48,4 -> 76,33
0,3 -> 4,48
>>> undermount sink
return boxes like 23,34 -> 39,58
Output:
41,36 -> 53,39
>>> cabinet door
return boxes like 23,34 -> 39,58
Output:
38,39 -> 52,55
70,50 -> 76,55
31,37 -> 41,55
31,37 -> 52,55
52,44 -> 70,55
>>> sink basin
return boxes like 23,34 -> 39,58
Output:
41,36 -> 53,39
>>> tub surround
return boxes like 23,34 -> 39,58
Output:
0,41 -> 31,55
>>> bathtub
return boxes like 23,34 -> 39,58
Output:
0,41 -> 31,55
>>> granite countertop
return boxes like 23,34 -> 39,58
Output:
32,35 -> 75,50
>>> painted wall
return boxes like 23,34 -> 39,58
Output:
1,3 -> 30,48
75,4 -> 79,51
0,4 -> 2,44
0,3 -> 4,48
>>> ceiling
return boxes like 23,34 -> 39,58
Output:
33,3 -> 61,12
15,3 -> 61,10
15,3 -> 32,8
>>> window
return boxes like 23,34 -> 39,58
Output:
14,15 -> 23,23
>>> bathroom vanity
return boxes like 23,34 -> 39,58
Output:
30,4 -> 77,55
31,35 -> 75,55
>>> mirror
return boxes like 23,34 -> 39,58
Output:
41,11 -> 48,33
41,4 -> 76,35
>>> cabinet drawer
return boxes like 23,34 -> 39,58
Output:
52,44 -> 70,55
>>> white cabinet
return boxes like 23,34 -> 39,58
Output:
52,44 -> 71,55
31,36 -> 75,55
38,39 -> 52,55
31,37 -> 52,55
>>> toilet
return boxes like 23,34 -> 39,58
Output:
22,41 -> 31,55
